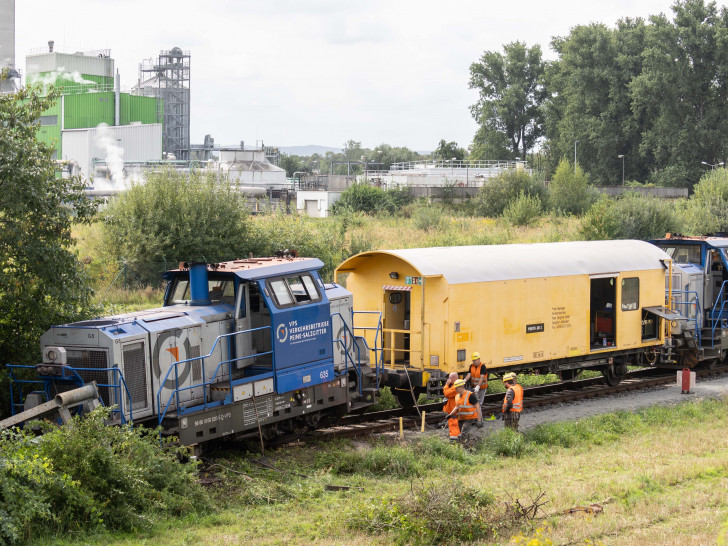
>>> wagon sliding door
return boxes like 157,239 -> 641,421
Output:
590,274 -> 617,349
383,288 -> 411,364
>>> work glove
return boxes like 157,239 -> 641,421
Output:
473,386 -> 480,393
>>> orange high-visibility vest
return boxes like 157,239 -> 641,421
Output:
470,363 -> 488,390
443,383 -> 458,414
456,390 -> 478,420
502,384 -> 524,413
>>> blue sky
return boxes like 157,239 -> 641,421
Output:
15,0 -> 690,151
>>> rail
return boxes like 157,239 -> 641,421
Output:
670,289 -> 702,346
708,280 -> 728,346
7,363 -> 134,424
157,325 -> 272,426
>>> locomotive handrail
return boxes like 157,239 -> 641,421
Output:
7,363 -> 134,425
670,289 -> 702,346
709,280 -> 728,346
353,310 -> 384,381
157,325 -> 273,427
331,311 -> 364,396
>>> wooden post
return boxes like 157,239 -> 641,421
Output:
421,411 -> 426,432
399,416 -> 404,438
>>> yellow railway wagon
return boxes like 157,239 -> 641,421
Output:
335,240 -> 673,403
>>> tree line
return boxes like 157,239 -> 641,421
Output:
470,0 -> 728,188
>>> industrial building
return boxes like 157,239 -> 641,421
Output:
133,48 -> 191,160
0,0 -> 20,93
24,44 -> 163,181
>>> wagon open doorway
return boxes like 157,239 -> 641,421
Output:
383,288 -> 411,364
590,275 -> 616,349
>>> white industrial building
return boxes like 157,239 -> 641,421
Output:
217,148 -> 288,188
62,123 -> 163,180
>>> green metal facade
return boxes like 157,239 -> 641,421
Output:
35,73 -> 163,156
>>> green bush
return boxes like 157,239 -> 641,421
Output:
473,169 -> 543,217
347,481 -> 497,544
503,191 -> 543,226
0,407 -> 207,543
331,183 -> 414,216
580,192 -> 681,240
548,159 -> 594,215
682,168 -> 728,234
412,205 -> 444,230
477,428 -> 526,458
101,169 -> 250,274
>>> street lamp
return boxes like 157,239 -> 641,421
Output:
702,161 -> 725,171
617,154 -> 625,185
361,155 -> 367,183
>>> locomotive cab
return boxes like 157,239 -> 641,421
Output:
651,235 -> 728,366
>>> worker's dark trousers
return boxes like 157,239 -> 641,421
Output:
504,412 -> 520,432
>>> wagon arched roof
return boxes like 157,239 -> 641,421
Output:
337,240 -> 670,284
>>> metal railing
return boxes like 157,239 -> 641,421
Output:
157,325 -> 273,426
353,311 -> 383,382
389,159 -> 522,171
382,328 -> 422,368
670,289 -> 702,346
708,280 -> 728,347
331,312 -> 365,396
7,363 -> 134,424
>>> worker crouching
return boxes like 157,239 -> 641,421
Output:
445,379 -> 483,441
501,372 -> 523,432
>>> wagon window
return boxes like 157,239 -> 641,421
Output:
621,277 -> 639,311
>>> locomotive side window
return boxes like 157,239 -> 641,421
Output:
167,277 -> 235,305
659,245 -> 701,265
266,273 -> 321,308
270,279 -> 294,306
621,277 -> 639,311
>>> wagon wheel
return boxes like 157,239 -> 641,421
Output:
559,369 -> 579,382
602,365 -> 624,387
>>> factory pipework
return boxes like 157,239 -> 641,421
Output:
114,69 -> 120,126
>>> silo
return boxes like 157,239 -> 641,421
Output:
0,0 -> 19,94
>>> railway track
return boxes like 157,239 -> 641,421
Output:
266,366 -> 728,446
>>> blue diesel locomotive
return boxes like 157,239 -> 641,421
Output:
9,256 -> 380,447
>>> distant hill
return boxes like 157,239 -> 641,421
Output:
278,145 -> 342,156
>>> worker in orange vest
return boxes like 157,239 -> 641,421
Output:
464,351 -> 488,406
445,379 -> 483,441
501,372 -> 523,432
442,371 -> 459,414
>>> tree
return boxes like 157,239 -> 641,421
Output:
682,167 -> 728,234
434,140 -> 466,161
469,41 -> 547,159
548,159 -> 594,215
0,78 -> 98,412
101,169 -> 250,268
631,0 -> 728,188
545,20 -> 648,185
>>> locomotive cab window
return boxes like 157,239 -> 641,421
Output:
267,273 -> 321,309
621,278 -> 639,311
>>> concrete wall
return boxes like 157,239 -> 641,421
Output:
297,191 -> 342,218
595,186 -> 689,199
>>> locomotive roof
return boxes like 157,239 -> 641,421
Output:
337,240 -> 670,284
163,257 -> 324,281
651,235 -> 728,248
